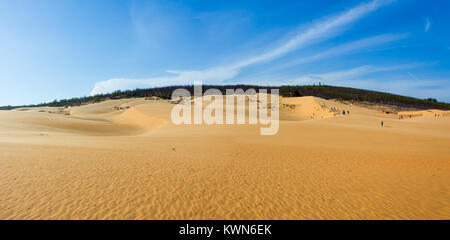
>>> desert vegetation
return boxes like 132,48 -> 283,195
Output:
1,85 -> 449,110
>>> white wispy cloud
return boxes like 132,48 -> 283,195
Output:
326,78 -> 450,101
255,64 -> 449,101
407,72 -> 420,81
263,33 -> 408,73
424,17 -> 431,32
222,62 -> 436,93
91,0 -> 394,95
91,67 -> 239,95
232,0 -> 395,68
291,62 -> 433,84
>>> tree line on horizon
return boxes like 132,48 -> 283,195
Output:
1,85 -> 449,110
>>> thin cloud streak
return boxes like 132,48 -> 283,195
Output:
424,17 -> 431,32
327,78 -> 450,101
264,33 -> 408,73
91,67 -> 239,95
238,63 -> 450,101
91,0 -> 393,95
292,62 -> 434,84
232,0 -> 395,68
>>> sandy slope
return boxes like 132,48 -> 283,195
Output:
0,96 -> 449,219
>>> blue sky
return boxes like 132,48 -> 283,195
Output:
1,0 -> 449,106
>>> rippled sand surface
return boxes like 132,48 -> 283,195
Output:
0,97 -> 449,219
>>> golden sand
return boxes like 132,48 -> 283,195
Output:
0,96 -> 449,219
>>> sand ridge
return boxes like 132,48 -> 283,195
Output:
0,96 -> 449,219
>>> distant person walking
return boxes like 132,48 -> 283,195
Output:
342,110 -> 346,115
347,110 -> 350,115
381,121 -> 384,127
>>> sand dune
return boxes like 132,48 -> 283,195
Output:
0,96 -> 449,219
115,107 -> 167,133
398,109 -> 450,118
280,96 -> 340,120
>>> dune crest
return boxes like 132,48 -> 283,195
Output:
114,106 -> 168,133
398,109 -> 450,118
280,96 -> 338,121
